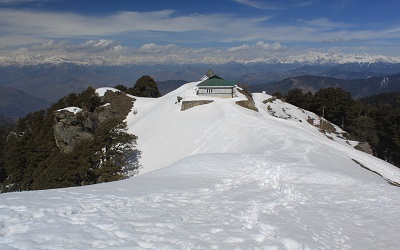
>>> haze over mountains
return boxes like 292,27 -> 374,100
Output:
250,73 -> 400,99
2,51 -> 400,118
0,87 -> 49,119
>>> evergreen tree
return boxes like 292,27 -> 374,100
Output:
311,87 -> 353,126
286,89 -> 303,106
373,106 -> 400,166
360,91 -> 400,108
0,123 -> 14,185
90,120 -> 138,182
0,87 -> 139,192
33,149 -> 91,189
129,75 -> 161,98
2,109 -> 57,191
114,84 -> 129,93
272,92 -> 283,99
283,88 -> 400,169
286,89 -> 313,110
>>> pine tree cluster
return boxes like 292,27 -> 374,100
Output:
0,87 -> 139,193
283,88 -> 400,168
115,75 -> 161,98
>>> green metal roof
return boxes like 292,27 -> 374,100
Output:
197,77 -> 238,87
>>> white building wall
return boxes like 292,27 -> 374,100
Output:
197,87 -> 236,98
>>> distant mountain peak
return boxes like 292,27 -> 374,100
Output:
279,52 -> 400,65
1,51 -> 400,67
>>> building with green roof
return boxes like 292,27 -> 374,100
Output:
197,70 -> 238,98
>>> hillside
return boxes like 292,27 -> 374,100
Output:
319,69 -> 384,79
2,58 -> 400,102
0,82 -> 399,249
250,73 -> 400,99
0,64 -> 153,102
157,80 -> 188,96
360,91 -> 400,108
0,114 -> 15,126
0,86 -> 50,118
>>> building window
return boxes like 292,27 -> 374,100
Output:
207,88 -> 212,94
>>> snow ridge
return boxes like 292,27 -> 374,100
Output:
126,82 -> 400,184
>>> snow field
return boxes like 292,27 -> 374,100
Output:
1,153 -> 399,249
1,81 -> 400,249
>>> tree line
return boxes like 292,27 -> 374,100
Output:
0,75 -> 160,193
0,87 -> 138,192
282,88 -> 400,168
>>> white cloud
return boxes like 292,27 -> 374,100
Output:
2,38 -> 400,66
0,9 -> 272,47
0,0 -> 43,4
297,18 -> 349,29
255,41 -> 283,50
228,41 -> 284,52
13,39 -> 129,55
138,43 -> 177,54
0,35 -> 44,48
30,40 -> 68,51
322,38 -> 344,43
0,8 -> 400,61
0,8 -> 399,51
235,0 -> 315,10
234,0 -> 282,10
71,39 -> 125,53
112,45 -> 127,53
227,44 -> 250,52
294,1 -> 314,7
0,9 -> 259,37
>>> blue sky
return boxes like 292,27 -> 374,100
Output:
1,0 -> 400,64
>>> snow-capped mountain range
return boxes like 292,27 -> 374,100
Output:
1,83 -> 399,249
1,51 -> 400,67
281,51 -> 400,65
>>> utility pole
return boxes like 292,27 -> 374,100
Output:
320,106 -> 325,130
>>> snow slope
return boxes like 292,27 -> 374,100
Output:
1,82 -> 400,249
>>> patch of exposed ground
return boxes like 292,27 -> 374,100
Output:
181,100 -> 214,111
236,88 -> 258,112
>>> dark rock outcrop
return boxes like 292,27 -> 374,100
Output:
354,142 -> 373,154
54,90 -> 135,153
53,109 -> 95,153
235,88 -> 259,112
235,100 -> 259,112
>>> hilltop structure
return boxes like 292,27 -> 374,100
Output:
197,69 -> 238,98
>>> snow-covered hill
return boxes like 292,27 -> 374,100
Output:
1,82 -> 400,249
126,82 -> 399,182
